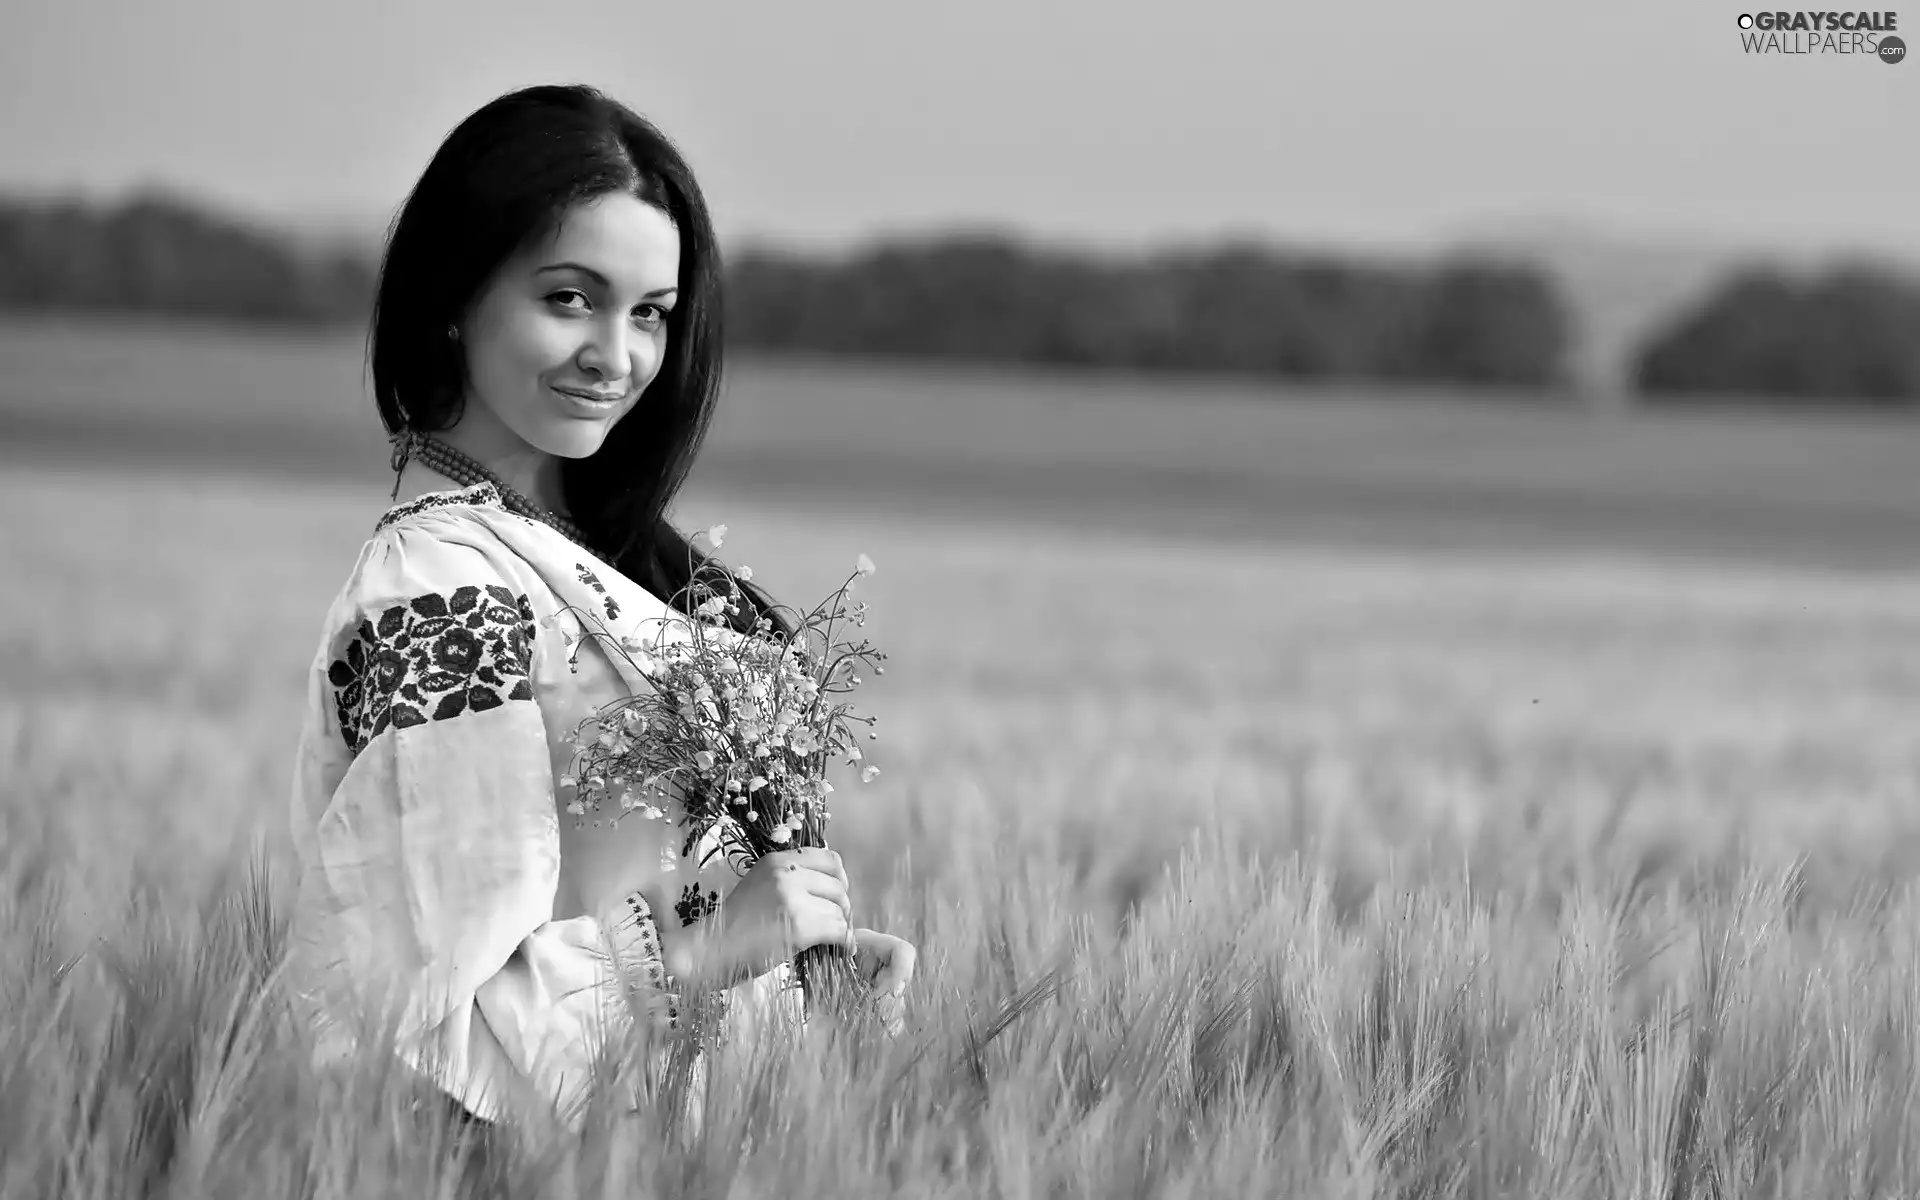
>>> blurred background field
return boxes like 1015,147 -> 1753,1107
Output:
12,425 -> 1920,1193
10,293 -> 1920,916
8,315 -> 1920,571
13,418 -> 1920,916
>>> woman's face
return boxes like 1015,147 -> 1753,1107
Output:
457,192 -> 682,460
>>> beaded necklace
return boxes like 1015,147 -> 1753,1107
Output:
389,430 -> 597,555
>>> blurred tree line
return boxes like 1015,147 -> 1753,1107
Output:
1635,266 -> 1920,406
724,235 -> 1568,388
0,195 -> 1566,387
2,192 -> 1917,404
0,192 -> 376,327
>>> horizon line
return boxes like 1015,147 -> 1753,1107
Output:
3,178 -> 1919,273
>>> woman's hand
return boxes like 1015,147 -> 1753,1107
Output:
853,928 -> 917,1036
678,848 -> 851,990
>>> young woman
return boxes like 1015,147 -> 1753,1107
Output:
280,84 -> 916,1131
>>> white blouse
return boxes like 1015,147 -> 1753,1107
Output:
281,482 -> 799,1127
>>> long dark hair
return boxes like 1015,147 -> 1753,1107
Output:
369,83 -> 790,638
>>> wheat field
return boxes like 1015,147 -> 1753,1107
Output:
6,456 -> 1920,1198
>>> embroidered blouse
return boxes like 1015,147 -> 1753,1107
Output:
280,483 -> 797,1126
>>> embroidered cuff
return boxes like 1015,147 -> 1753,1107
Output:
607,890 -> 680,1030
605,889 -> 740,1043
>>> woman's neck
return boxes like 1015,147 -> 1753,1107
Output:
411,405 -> 570,518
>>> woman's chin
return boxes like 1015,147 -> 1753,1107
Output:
532,423 -> 616,459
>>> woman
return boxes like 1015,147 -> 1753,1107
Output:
281,83 -> 917,1132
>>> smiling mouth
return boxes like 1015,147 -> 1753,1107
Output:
552,386 -> 626,404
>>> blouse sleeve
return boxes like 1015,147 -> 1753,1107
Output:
284,520 -> 661,1128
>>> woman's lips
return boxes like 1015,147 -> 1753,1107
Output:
552,385 -> 625,414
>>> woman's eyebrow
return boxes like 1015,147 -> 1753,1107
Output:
535,261 -> 677,297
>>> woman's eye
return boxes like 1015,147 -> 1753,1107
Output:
547,290 -> 590,311
633,304 -> 671,328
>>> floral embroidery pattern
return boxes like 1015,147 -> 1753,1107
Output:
675,884 -> 721,927
576,562 -> 620,621
618,891 -> 678,1029
607,892 -> 740,1038
373,484 -> 501,535
327,584 -> 535,754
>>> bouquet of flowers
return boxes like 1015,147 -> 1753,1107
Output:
551,524 -> 886,1018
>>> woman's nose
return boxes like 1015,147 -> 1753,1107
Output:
577,320 -> 629,381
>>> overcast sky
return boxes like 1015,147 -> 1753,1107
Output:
1,0 -> 1912,260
